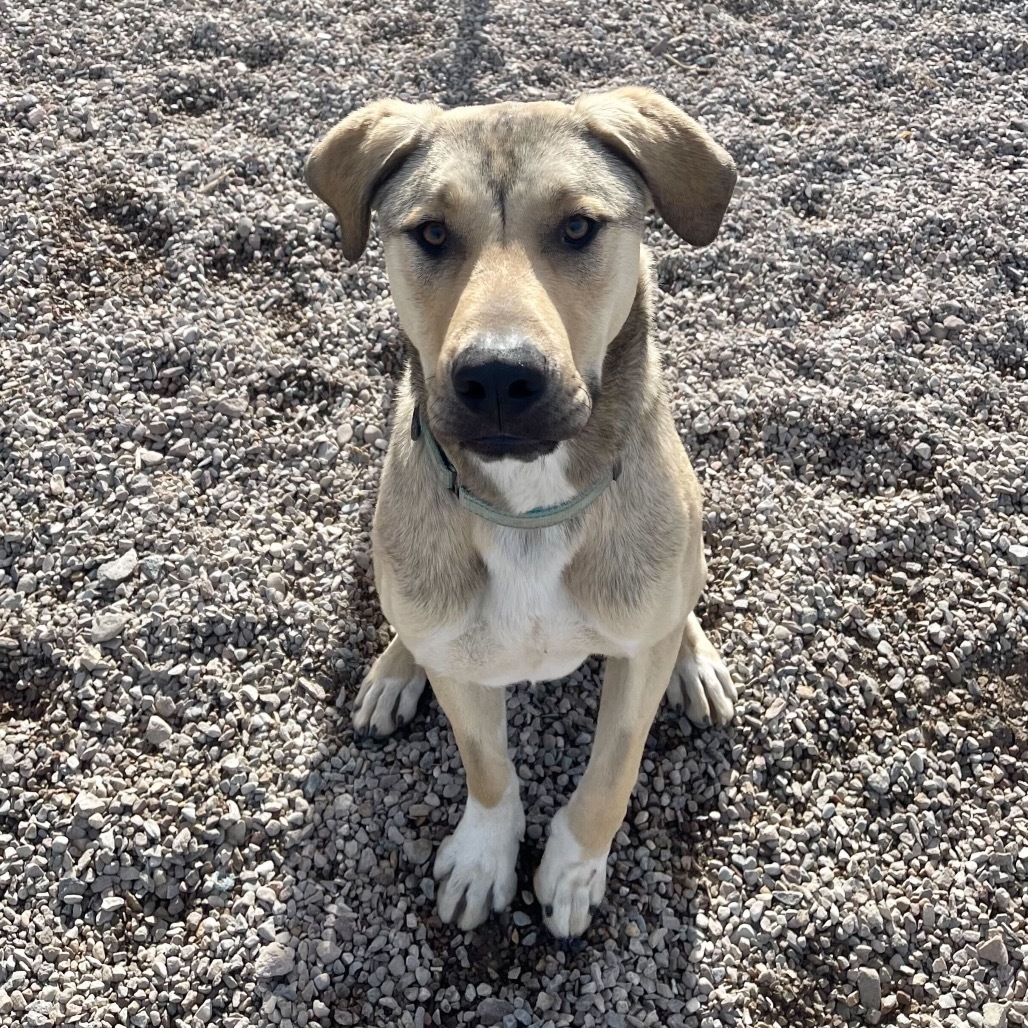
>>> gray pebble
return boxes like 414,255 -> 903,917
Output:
140,556 -> 164,581
478,999 -> 516,1025
977,936 -> 1009,966
403,838 -> 434,865
856,967 -> 881,1010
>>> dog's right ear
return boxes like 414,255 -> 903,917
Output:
305,99 -> 436,262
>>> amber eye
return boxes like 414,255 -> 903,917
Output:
419,221 -> 448,248
563,215 -> 597,247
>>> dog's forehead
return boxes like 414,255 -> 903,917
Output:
421,102 -> 621,200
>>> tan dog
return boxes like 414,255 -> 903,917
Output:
306,87 -> 738,938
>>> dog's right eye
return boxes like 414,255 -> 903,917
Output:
562,215 -> 599,249
417,221 -> 448,251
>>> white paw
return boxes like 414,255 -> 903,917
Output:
534,807 -> 608,938
353,664 -> 427,738
434,778 -> 525,930
667,647 -> 737,726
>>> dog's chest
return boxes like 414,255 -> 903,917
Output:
409,452 -> 621,687
425,525 -> 605,687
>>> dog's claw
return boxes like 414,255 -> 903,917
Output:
352,643 -> 428,738
451,893 -> 467,928
666,644 -> 737,727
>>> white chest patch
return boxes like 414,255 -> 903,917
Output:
483,447 -> 578,514
409,445 -> 626,686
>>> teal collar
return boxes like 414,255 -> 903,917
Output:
411,407 -> 621,530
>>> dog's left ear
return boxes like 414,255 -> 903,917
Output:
305,99 -> 437,262
577,87 -> 736,246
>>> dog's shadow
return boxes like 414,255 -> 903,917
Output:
436,0 -> 496,108
310,652 -> 733,1012
422,671 -> 735,990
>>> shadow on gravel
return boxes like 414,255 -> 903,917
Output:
0,657 -> 59,723
86,186 -> 175,253
436,0 -> 495,108
185,20 -> 290,69
156,72 -> 227,116
309,657 -> 734,1025
46,192 -> 173,313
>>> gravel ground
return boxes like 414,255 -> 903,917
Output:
2,1 -> 1028,1026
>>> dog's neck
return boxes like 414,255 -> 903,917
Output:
406,276 -> 658,511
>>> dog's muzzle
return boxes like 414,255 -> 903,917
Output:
449,341 -> 557,459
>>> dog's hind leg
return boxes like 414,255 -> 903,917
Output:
429,675 -> 525,930
665,612 -> 737,726
353,635 -> 428,738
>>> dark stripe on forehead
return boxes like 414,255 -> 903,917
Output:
478,120 -> 519,230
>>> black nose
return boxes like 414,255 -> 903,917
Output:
451,344 -> 548,427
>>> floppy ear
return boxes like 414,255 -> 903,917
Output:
576,87 -> 737,246
305,99 -> 436,262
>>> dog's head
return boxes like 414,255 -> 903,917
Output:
306,88 -> 736,461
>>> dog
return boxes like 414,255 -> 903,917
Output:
305,87 -> 738,938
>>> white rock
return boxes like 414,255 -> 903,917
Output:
215,396 -> 248,417
144,715 -> 173,746
91,612 -> 131,643
73,792 -> 105,817
984,1003 -> 1008,1028
98,549 -> 138,585
255,942 -> 294,978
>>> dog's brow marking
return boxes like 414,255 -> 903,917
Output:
484,153 -> 508,231
476,120 -> 519,235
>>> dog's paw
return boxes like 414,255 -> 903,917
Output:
534,807 -> 608,938
434,782 -> 525,931
666,646 -> 737,726
353,650 -> 427,739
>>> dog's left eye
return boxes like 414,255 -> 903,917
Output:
563,215 -> 598,248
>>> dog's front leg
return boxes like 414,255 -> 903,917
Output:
535,624 -> 683,938
430,675 -> 525,930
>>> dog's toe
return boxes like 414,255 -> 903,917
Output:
534,807 -> 608,939
352,666 -> 427,737
667,651 -> 737,727
433,783 -> 524,931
